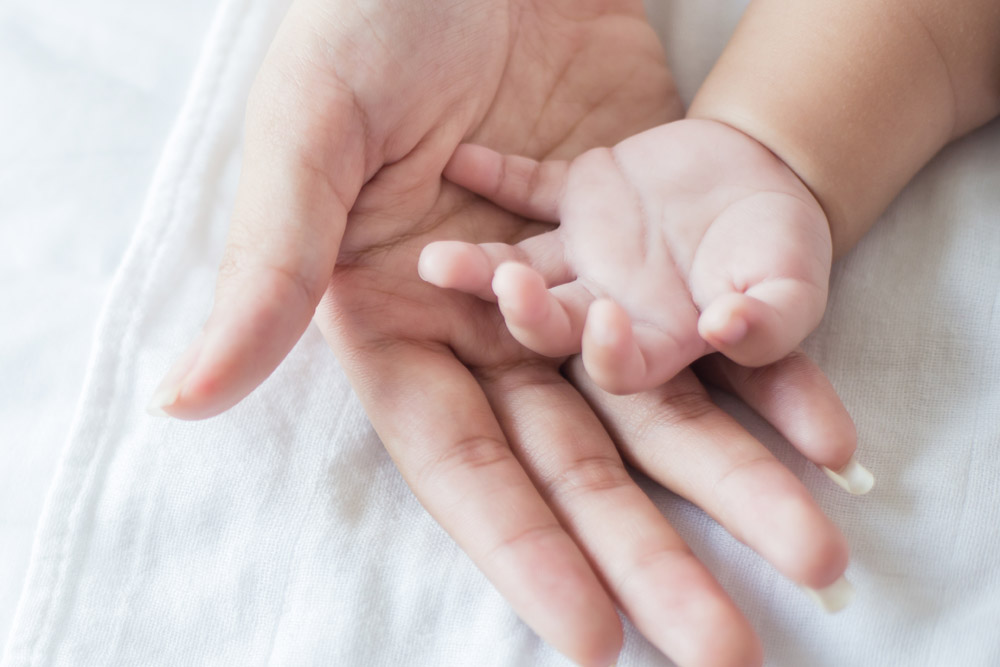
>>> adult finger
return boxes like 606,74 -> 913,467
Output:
696,351 -> 874,494
148,12 -> 368,420
480,362 -> 763,667
331,339 -> 621,667
568,359 -> 853,608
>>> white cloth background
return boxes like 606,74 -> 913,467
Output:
3,0 -> 999,665
0,0 -> 219,644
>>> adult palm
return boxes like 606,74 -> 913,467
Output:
152,1 -> 856,665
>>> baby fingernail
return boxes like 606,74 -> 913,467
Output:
415,249 -> 433,282
715,314 -> 747,345
803,575 -> 854,613
823,456 -> 875,495
699,306 -> 747,346
586,301 -> 621,347
588,318 -> 617,346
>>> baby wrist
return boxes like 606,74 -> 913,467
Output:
684,0 -> 959,259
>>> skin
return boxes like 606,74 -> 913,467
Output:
149,0 -> 859,664
689,0 -> 1000,256
418,0 -> 1000,399
419,119 -> 831,394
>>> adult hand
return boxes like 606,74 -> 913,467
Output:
149,1 -> 861,664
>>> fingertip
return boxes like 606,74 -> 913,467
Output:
692,605 -> 763,667
145,387 -> 179,418
443,143 -> 497,189
150,339 -> 240,421
777,357 -> 861,475
492,273 -> 590,358
584,299 -> 624,348
803,575 -> 855,614
699,293 -> 795,367
493,262 -> 547,320
483,515 -> 624,667
823,456 -> 875,495
418,241 -> 493,295
416,242 -> 445,284
776,491 -> 851,590
707,348 -> 863,474
582,300 -> 644,395
675,608 -> 762,667
805,530 -> 851,592
166,350 -> 242,420
650,557 -> 763,667
417,241 -> 461,286
732,632 -> 765,667
157,268 -> 321,421
734,463 -> 850,591
147,331 -> 206,419
493,260 -> 536,288
575,622 -> 624,667
583,301 -> 698,394
698,297 -> 748,347
493,263 -> 573,357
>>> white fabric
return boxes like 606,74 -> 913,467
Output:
3,0 -> 1000,665
0,0 -> 219,644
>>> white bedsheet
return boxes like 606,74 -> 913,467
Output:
0,0 -> 219,644
3,0 -> 1000,665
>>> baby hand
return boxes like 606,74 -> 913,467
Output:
419,119 -> 832,393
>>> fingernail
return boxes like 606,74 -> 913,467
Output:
416,253 -> 430,282
490,262 -> 517,300
823,456 -> 875,495
146,383 -> 181,417
586,300 -> 621,347
700,306 -> 747,346
803,575 -> 854,613
713,314 -> 748,345
146,333 -> 205,417
588,319 -> 618,348
588,318 -> 617,347
416,245 -> 438,283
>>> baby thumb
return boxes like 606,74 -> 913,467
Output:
697,280 -> 827,367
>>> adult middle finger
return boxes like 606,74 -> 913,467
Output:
478,361 -> 763,667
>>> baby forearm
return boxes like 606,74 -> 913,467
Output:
689,0 -> 1000,257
